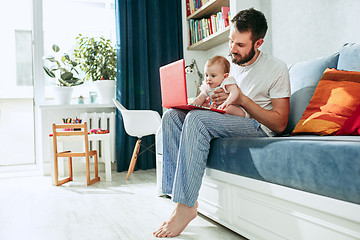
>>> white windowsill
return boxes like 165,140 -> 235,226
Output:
39,101 -> 115,109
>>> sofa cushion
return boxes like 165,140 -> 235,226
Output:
283,53 -> 339,135
207,136 -> 360,204
336,103 -> 360,136
337,43 -> 360,71
292,68 -> 360,135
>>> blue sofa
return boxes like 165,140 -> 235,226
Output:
207,43 -> 360,205
156,43 -> 360,240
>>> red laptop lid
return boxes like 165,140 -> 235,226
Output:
159,59 -> 188,108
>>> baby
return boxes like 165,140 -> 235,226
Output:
191,55 -> 246,117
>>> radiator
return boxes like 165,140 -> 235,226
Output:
80,112 -> 115,163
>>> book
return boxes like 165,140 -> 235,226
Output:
221,7 -> 230,27
186,0 -> 191,16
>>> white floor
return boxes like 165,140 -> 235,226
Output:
0,167 -> 246,240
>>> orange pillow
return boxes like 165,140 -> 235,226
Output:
335,104 -> 360,135
292,68 -> 360,135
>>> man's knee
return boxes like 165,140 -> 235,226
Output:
184,110 -> 209,129
162,109 -> 186,127
163,109 -> 177,120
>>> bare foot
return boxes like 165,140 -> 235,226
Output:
166,201 -> 199,220
153,203 -> 198,238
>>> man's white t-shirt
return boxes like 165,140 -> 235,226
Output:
228,51 -> 291,136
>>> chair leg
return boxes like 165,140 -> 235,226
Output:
86,155 -> 91,185
86,153 -> 101,186
54,156 -> 72,186
68,157 -> 73,181
94,154 -> 99,178
54,156 -> 59,186
126,138 -> 142,180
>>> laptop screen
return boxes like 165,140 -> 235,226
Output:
159,59 -> 188,108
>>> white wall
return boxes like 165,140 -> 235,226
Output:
182,0 -> 360,96
270,0 -> 360,64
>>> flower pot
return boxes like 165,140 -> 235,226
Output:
53,86 -> 73,104
95,80 -> 115,104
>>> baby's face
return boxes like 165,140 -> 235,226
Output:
204,64 -> 226,89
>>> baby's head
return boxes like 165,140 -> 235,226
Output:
204,56 -> 230,88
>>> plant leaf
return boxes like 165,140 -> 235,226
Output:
64,53 -> 70,61
58,79 -> 70,86
71,60 -> 78,67
61,72 -> 73,80
43,66 -> 55,78
71,67 -> 79,74
43,56 -> 56,62
52,44 -> 60,52
58,67 -> 67,73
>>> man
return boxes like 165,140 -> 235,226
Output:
153,8 -> 290,238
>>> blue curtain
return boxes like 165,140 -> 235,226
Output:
114,0 -> 183,172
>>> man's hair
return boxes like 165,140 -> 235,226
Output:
206,56 -> 230,73
231,8 -> 268,41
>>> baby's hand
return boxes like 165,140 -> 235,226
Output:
203,97 -> 211,107
210,101 -> 217,108
218,102 -> 227,110
218,99 -> 231,110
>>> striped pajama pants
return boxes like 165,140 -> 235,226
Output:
161,109 -> 268,207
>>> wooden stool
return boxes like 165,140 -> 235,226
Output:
52,122 -> 100,186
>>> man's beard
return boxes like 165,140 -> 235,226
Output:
230,44 -> 256,65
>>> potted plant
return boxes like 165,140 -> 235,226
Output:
74,34 -> 117,104
43,44 -> 83,104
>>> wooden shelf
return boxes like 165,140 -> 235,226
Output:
187,0 -> 230,51
187,0 -> 229,20
187,26 -> 230,51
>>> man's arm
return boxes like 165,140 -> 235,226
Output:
238,94 -> 289,134
212,88 -> 289,134
211,88 -> 229,105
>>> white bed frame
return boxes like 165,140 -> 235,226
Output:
155,129 -> 360,240
198,168 -> 360,240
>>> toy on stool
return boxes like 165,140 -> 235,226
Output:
88,128 -> 109,134
63,117 -> 82,131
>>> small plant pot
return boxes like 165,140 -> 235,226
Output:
53,86 -> 73,104
95,80 -> 115,104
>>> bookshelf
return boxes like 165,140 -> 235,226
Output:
187,0 -> 230,51
188,26 -> 230,51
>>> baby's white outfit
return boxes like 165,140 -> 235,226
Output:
199,76 -> 236,99
199,76 -> 250,118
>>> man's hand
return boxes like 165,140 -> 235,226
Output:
211,88 -> 229,106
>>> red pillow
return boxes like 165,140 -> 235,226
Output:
336,104 -> 360,135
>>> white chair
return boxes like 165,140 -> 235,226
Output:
113,99 -> 162,180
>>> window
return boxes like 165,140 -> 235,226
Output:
42,0 -> 116,101
0,0 -> 116,167
16,30 -> 34,87
0,0 -> 33,98
0,0 -> 35,165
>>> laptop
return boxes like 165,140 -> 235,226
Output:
159,59 -> 225,114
